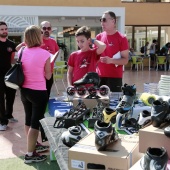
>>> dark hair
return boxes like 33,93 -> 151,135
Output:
153,39 -> 157,43
103,10 -> 116,22
165,42 -> 170,48
75,26 -> 91,39
0,21 -> 7,27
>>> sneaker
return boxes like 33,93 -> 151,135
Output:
140,147 -> 168,170
102,107 -> 117,123
8,118 -> 18,123
0,124 -> 7,131
35,142 -> 49,153
24,151 -> 47,164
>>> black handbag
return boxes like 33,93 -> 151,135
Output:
4,47 -> 25,89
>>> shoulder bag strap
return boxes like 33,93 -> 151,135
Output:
18,47 -> 25,62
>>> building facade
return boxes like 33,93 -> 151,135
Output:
0,0 -> 170,58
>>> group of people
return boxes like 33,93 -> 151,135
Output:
0,20 -> 59,163
0,10 -> 129,163
129,39 -> 170,70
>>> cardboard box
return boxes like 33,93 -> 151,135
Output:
68,132 -> 143,170
129,158 -> 142,170
72,97 -> 109,112
139,124 -> 170,158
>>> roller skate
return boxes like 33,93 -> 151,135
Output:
61,126 -> 82,147
137,110 -> 152,130
115,84 -> 137,134
151,100 -> 169,127
116,83 -> 136,113
140,147 -> 168,170
53,101 -> 90,128
94,120 -> 118,151
66,72 -> 110,98
102,107 -> 117,124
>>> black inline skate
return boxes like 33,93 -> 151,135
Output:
67,72 -> 110,98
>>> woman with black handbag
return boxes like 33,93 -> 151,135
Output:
18,25 -> 51,163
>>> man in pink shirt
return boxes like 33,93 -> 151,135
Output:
96,11 -> 129,92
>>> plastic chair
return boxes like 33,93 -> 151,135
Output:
53,66 -> 66,95
131,56 -> 143,71
55,61 -> 67,74
156,56 -> 167,71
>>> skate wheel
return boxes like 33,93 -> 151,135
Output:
99,85 -> 110,97
77,86 -> 87,96
67,87 -> 76,96
88,86 -> 97,97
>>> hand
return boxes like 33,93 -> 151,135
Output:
100,56 -> 113,64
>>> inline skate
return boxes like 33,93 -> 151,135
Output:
115,83 -> 137,134
67,72 -> 110,98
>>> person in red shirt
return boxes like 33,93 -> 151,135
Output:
67,26 -> 106,87
40,21 -> 59,98
96,11 -> 129,92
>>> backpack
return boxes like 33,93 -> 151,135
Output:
140,46 -> 145,53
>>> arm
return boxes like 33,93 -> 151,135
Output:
67,66 -> 73,87
92,39 -> 106,55
100,49 -> 129,65
16,42 -> 26,51
11,52 -> 15,63
44,57 -> 52,80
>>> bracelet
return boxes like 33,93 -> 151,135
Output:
91,39 -> 96,44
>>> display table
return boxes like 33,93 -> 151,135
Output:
40,117 -> 88,170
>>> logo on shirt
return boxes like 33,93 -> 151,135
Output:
80,59 -> 90,68
7,47 -> 13,52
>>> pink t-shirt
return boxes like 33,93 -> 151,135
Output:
96,31 -> 128,78
19,47 -> 50,90
68,48 -> 99,84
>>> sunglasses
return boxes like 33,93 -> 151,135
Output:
100,18 -> 114,23
42,27 -> 51,31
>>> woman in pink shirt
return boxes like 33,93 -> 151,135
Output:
18,25 -> 51,163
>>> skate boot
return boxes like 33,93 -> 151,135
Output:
73,72 -> 100,86
94,120 -> 118,151
140,147 -> 168,170
151,100 -> 169,127
61,126 -> 82,147
138,110 -> 151,127
164,125 -> 170,137
102,107 -> 117,123
116,84 -> 136,113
